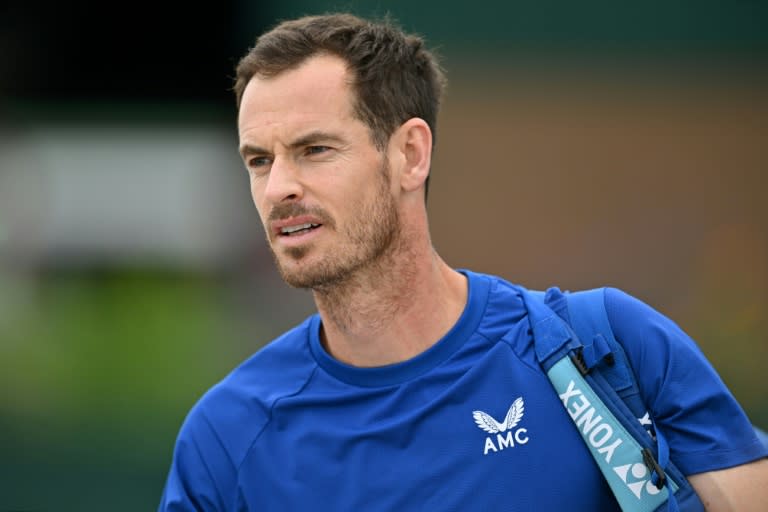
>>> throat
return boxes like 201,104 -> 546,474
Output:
314,272 -> 405,336
313,253 -> 425,366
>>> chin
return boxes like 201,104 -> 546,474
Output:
276,258 -> 324,289
277,258 -> 355,290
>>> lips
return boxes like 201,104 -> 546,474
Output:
280,222 -> 320,236
270,215 -> 325,239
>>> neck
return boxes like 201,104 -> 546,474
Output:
313,228 -> 467,368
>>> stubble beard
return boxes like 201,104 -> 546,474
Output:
268,160 -> 401,290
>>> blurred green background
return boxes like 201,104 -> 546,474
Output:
1,1 -> 766,509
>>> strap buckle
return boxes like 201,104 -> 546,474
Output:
642,447 -> 667,489
570,348 -> 589,375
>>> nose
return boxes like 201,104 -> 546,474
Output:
263,155 -> 303,205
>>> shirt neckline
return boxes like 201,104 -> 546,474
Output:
308,270 -> 490,387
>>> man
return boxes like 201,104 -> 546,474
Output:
159,13 -> 768,511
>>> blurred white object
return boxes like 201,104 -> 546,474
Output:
0,123 -> 259,270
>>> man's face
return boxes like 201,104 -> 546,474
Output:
238,54 -> 400,289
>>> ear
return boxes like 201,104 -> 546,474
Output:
390,117 -> 432,195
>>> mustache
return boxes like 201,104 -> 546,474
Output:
268,203 -> 334,227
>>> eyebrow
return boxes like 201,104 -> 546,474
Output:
239,143 -> 268,158
239,131 -> 346,158
291,130 -> 346,149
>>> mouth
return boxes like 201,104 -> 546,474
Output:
269,209 -> 330,246
270,214 -> 326,243
279,222 -> 322,237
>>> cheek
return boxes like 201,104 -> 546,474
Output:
248,181 -> 269,221
248,177 -> 264,204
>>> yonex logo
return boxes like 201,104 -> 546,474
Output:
613,463 -> 662,499
559,380 -> 623,464
549,362 -> 673,508
473,397 -> 530,455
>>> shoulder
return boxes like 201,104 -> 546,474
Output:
159,315 -> 320,509
591,286 -> 722,409
600,287 -> 711,386
597,287 -> 768,474
180,315 -> 320,468
602,287 -> 685,338
460,270 -> 527,325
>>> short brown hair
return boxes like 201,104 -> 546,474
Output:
234,13 -> 446,156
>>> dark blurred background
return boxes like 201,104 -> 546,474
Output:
1,1 -> 766,509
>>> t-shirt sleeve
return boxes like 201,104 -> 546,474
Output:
604,287 -> 767,476
158,404 -> 237,511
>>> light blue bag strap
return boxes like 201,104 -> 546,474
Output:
547,357 -> 679,512
566,289 -> 674,491
518,287 -> 681,512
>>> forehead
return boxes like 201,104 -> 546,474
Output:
238,54 -> 356,139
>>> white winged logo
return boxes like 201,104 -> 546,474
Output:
472,397 -> 525,434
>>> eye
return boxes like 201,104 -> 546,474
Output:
247,156 -> 272,168
305,145 -> 331,156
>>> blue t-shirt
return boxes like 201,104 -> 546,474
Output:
159,271 -> 766,511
